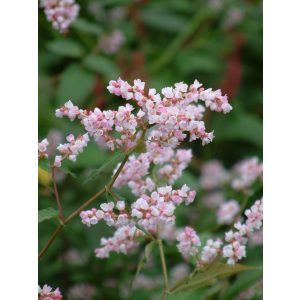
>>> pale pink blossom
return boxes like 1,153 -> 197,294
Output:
176,226 -> 201,259
222,199 -> 263,264
38,284 -> 62,300
40,0 -> 80,33
217,200 -> 240,225
231,157 -> 263,191
55,100 -> 81,121
95,225 -> 143,258
56,133 -> 89,164
201,239 -> 223,263
100,30 -> 125,54
200,160 -> 229,190
158,149 -> 192,184
131,185 -> 196,233
38,138 -> 49,159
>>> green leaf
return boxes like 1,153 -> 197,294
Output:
56,64 -> 95,106
83,55 -> 120,79
72,18 -> 102,35
38,207 -> 58,223
220,269 -> 263,300
213,111 -> 263,148
47,39 -> 85,58
170,262 -> 257,294
140,9 -> 186,33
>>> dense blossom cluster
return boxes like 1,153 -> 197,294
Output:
95,225 -> 144,258
131,185 -> 196,233
38,284 -> 62,300
100,29 -> 125,54
175,199 -> 263,265
158,149 -> 192,184
217,200 -> 240,225
200,160 -> 229,190
40,0 -> 79,33
222,199 -> 263,264
80,201 -> 129,228
199,157 -> 263,194
200,239 -> 223,263
54,133 -> 89,167
38,138 -> 49,160
39,78 -> 240,267
176,226 -> 201,259
231,157 -> 263,191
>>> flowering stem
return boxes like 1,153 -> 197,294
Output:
157,239 -> 169,300
51,166 -> 64,222
39,153 -> 131,260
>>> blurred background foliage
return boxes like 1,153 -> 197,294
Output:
39,0 -> 262,299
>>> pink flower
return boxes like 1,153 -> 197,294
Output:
217,200 -> 240,225
38,284 -> 62,300
100,30 -> 125,54
95,225 -> 143,259
176,226 -> 201,259
200,160 -> 229,190
38,138 -> 49,159
56,133 -> 89,165
40,0 -> 80,33
201,239 -> 223,263
222,199 -> 263,264
231,157 -> 263,191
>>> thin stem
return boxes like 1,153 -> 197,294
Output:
38,225 -> 64,259
51,167 -> 64,222
157,239 -> 169,300
39,153 -> 130,260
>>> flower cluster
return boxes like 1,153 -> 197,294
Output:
158,149 -> 192,184
95,225 -> 143,258
38,284 -> 62,300
80,201 -> 129,228
131,185 -> 196,233
100,29 -> 125,54
113,153 -> 155,196
47,78 -> 232,262
217,200 -> 240,225
38,138 -> 49,160
40,0 -> 79,33
231,157 -> 263,191
222,199 -> 263,264
199,160 -> 229,190
54,133 -> 89,167
200,239 -> 223,263
176,226 -> 201,259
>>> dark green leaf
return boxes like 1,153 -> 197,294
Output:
47,39 -> 85,58
213,112 -> 263,148
56,64 -> 95,106
170,262 -> 257,294
83,55 -> 120,79
38,207 -> 58,223
220,269 -> 263,300
73,18 -> 102,35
